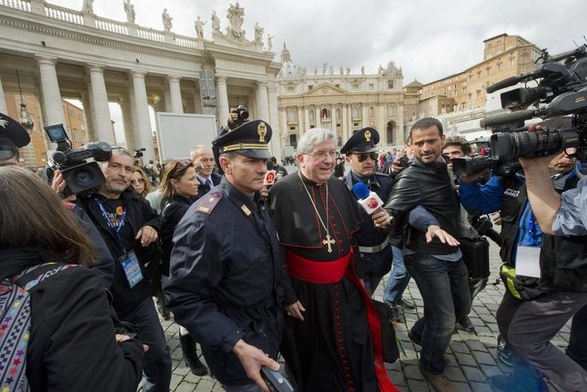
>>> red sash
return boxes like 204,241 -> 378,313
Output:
286,250 -> 398,392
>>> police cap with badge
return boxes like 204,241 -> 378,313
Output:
213,119 -> 273,161
340,127 -> 380,155
0,113 -> 31,161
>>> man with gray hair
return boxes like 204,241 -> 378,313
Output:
269,128 -> 396,391
190,145 -> 221,197
75,148 -> 172,392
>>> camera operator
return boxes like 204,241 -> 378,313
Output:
460,131 -> 586,390
502,124 -> 587,392
74,148 -> 172,392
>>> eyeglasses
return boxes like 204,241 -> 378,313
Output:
304,150 -> 337,160
356,152 -> 378,162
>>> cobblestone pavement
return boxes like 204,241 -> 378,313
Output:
150,230 -> 569,392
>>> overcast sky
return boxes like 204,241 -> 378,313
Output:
51,0 -> 586,143
50,0 -> 586,84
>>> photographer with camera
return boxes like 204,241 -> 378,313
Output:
474,42 -> 587,391
74,148 -> 172,392
490,127 -> 587,392
460,144 -> 581,389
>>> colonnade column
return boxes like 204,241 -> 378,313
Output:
167,76 -> 183,113
120,98 -> 136,151
297,106 -> 304,135
87,64 -> 114,144
362,104 -> 368,128
0,75 -> 7,114
130,71 -> 154,161
216,76 -> 228,126
266,82 -> 280,157
304,107 -> 310,137
342,103 -> 349,142
330,104 -> 336,136
36,56 -> 64,126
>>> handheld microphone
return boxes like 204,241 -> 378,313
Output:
351,182 -> 384,215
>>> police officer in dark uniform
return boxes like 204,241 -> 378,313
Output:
164,119 -> 286,392
0,113 -> 30,165
341,127 -> 394,295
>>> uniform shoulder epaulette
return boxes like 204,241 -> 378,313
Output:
195,191 -> 223,215
374,171 -> 390,178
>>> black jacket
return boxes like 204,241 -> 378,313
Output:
75,189 -> 160,317
384,158 -> 460,255
164,179 -> 285,386
27,267 -> 144,392
160,194 -> 192,276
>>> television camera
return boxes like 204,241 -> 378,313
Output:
480,44 -> 587,172
45,124 -> 112,194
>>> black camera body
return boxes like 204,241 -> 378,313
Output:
482,44 -> 587,168
44,124 -> 112,195
235,104 -> 249,122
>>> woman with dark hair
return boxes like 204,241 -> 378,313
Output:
159,160 -> 208,376
0,165 -> 144,391
131,167 -> 153,197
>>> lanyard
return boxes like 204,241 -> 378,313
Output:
95,198 -> 127,247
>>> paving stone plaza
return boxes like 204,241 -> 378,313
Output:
151,229 -> 570,392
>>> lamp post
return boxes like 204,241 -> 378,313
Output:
16,69 -> 34,131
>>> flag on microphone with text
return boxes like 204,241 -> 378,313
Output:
352,182 -> 384,215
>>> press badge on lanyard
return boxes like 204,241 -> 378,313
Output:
120,250 -> 144,288
514,209 -> 541,278
96,197 -> 144,288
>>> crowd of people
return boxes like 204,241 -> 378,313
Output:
1,106 -> 586,392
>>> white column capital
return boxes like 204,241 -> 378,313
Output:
35,55 -> 57,66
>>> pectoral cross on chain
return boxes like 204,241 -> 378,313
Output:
322,233 -> 335,253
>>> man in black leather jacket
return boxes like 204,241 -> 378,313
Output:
384,117 -> 469,392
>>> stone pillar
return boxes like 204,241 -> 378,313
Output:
216,76 -> 229,126
167,76 -> 183,113
362,104 -> 369,128
280,109 -> 288,147
87,64 -> 114,144
120,97 -> 135,150
130,71 -> 155,161
297,106 -> 304,135
314,106 -> 320,127
36,56 -> 64,126
81,93 -> 95,141
304,107 -> 310,136
342,103 -> 349,142
330,104 -> 336,135
0,75 -> 7,114
266,82 -> 280,157
30,0 -> 46,15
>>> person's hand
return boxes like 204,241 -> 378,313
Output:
232,340 -> 280,392
116,334 -> 149,352
518,125 -> 560,170
259,187 -> 269,198
391,153 -> 406,174
459,170 -> 489,184
226,108 -> 241,130
490,211 -> 502,226
285,300 -> 305,321
372,209 -> 392,229
135,225 -> 158,246
425,225 -> 460,246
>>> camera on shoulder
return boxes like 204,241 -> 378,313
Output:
44,124 -> 112,195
